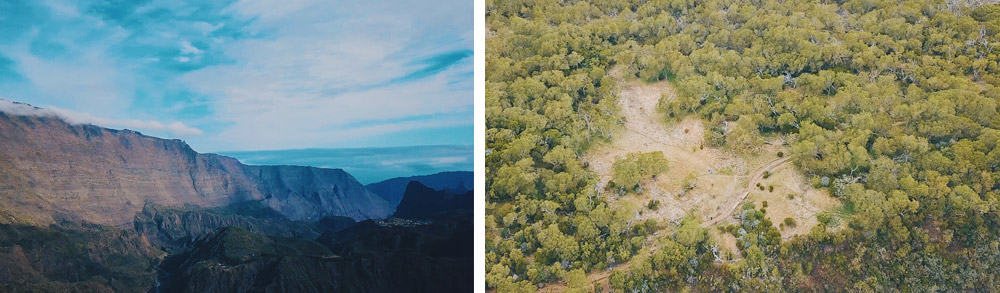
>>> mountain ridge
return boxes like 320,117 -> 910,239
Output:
365,171 -> 473,208
393,181 -> 473,219
0,104 -> 391,227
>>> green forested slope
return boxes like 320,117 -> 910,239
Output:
486,0 -> 1000,291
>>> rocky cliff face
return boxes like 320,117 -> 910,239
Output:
247,165 -> 391,221
0,110 -> 391,227
133,202 -> 322,249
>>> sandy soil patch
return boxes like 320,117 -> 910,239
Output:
585,69 -> 749,227
533,68 -> 842,292
747,164 -> 842,240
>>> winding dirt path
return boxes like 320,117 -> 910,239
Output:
703,157 -> 791,227
568,158 -> 792,292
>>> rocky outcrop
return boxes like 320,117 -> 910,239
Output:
133,202 -> 322,249
365,171 -> 473,208
0,109 -> 392,226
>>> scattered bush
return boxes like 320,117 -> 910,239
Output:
647,199 -> 660,210
817,213 -> 832,225
784,217 -> 797,228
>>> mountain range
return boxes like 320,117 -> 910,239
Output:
0,102 -> 472,292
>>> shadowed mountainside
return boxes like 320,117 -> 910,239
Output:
0,222 -> 163,292
158,215 -> 472,293
393,181 -> 473,219
365,171 -> 473,208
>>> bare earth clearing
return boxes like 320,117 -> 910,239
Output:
547,69 -> 841,291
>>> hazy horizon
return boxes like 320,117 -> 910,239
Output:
220,145 -> 472,184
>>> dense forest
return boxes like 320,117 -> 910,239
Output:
486,0 -> 1000,291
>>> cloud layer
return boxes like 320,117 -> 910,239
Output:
0,99 -> 203,136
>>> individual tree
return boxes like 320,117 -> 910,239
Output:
611,151 -> 669,192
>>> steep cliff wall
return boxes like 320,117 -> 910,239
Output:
247,165 -> 392,222
0,110 -> 391,226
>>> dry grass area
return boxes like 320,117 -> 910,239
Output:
747,163 -> 842,240
713,229 -> 741,260
531,70 -> 843,292
586,68 -> 750,227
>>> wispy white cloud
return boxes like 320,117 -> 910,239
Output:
0,0 -> 472,152
179,40 -> 202,55
178,0 -> 472,150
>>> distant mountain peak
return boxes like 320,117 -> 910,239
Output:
365,171 -> 473,209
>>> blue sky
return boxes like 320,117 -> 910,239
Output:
0,0 -> 472,152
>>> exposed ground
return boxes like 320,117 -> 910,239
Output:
746,160 -> 843,239
564,69 -> 841,291
537,69 -> 841,292
585,70 -> 751,227
586,68 -> 838,233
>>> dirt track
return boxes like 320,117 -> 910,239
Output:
703,157 -> 791,227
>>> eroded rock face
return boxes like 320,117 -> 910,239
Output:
132,202 -> 323,249
248,165 -> 392,222
0,111 -> 391,226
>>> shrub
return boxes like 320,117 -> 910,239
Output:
783,217 -> 797,228
817,213 -> 832,225
647,199 -> 660,210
